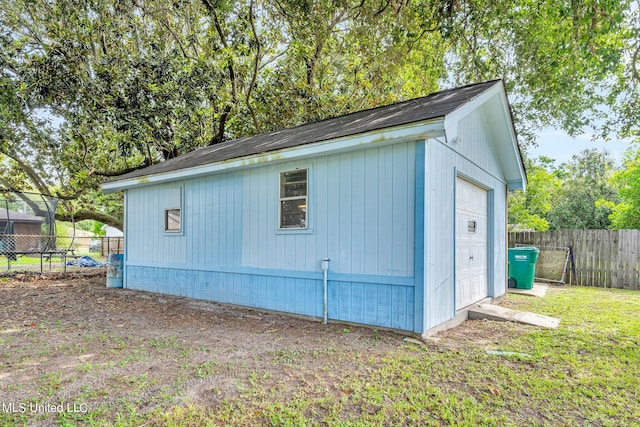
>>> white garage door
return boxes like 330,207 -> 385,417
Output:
455,177 -> 488,310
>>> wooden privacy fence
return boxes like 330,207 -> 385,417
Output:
509,230 -> 639,289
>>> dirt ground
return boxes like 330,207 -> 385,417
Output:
0,271 -> 520,425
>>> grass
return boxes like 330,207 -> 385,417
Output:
1,250 -> 101,265
0,250 -> 105,274
152,287 -> 640,426
1,286 -> 639,426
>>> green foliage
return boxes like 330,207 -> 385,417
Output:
443,0 -> 634,144
607,148 -> 640,229
75,220 -> 106,236
546,149 -> 618,230
508,157 -> 561,231
0,0 -> 635,225
508,191 -> 550,231
509,150 -> 623,230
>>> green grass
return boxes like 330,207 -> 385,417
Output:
1,286 -> 639,426
155,287 -> 640,426
1,255 -> 44,265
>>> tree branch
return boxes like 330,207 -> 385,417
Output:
246,0 -> 262,134
1,150 -> 50,195
632,45 -> 640,82
202,0 -> 235,143
56,209 -> 123,230
0,179 -> 54,220
209,104 -> 232,145
160,17 -> 197,60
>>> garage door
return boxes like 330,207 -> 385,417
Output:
455,178 -> 488,310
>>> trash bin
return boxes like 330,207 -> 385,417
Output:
508,247 -> 540,290
106,253 -> 123,288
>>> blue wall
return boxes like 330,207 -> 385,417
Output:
124,107 -> 511,334
421,107 -> 508,331
125,141 -> 418,332
126,265 -> 415,330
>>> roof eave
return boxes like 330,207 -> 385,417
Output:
103,119 -> 445,193
443,81 -> 527,191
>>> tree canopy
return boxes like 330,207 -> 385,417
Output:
0,0 -> 637,226
606,148 -> 640,229
509,149 -> 622,231
507,156 -> 561,231
546,149 -> 618,230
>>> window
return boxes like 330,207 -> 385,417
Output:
279,169 -> 307,229
163,186 -> 183,234
164,208 -> 181,232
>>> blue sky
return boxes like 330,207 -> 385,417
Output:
528,127 -> 632,166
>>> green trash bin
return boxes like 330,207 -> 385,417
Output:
508,247 -> 540,290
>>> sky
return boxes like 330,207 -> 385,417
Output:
529,127 -> 632,166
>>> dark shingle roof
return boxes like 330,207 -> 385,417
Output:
110,80 -> 501,182
0,208 -> 44,223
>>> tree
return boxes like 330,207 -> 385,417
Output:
0,0 -> 635,225
440,0 -> 634,144
598,2 -> 640,145
1,0 -> 448,225
546,149 -> 618,230
508,156 -> 561,231
606,148 -> 640,229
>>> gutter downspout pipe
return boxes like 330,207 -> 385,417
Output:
321,258 -> 330,324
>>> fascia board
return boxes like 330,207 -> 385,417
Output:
443,82 -> 527,191
443,82 -> 502,142
497,89 -> 527,190
103,119 -> 445,193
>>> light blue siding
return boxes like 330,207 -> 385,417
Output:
454,106 -> 505,179
329,280 -> 414,330
126,265 -> 415,331
126,184 -> 188,265
124,106 -> 511,334
127,266 -> 323,317
421,107 -> 508,331
238,143 -> 415,276
125,141 -> 417,332
413,141 -> 426,333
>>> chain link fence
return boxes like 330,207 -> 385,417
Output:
0,235 -> 123,273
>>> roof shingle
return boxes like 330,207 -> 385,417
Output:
110,80 -> 501,182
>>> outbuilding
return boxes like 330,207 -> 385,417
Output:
103,80 -> 526,335
0,208 -> 45,252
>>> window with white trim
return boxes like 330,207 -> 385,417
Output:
279,169 -> 307,229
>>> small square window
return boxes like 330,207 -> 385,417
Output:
165,208 -> 181,232
279,169 -> 307,229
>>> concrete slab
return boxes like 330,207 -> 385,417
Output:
508,283 -> 548,298
468,303 -> 560,329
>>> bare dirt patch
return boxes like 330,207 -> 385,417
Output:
0,272 -> 533,425
0,272 -> 404,424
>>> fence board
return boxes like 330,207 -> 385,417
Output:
508,230 -> 640,289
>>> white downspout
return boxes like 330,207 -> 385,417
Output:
321,258 -> 330,324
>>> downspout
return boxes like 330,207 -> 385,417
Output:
321,258 -> 330,324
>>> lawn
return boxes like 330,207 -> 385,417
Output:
1,249 -> 105,273
0,275 -> 638,426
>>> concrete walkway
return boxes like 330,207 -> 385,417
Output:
507,283 -> 549,297
468,303 -> 560,329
